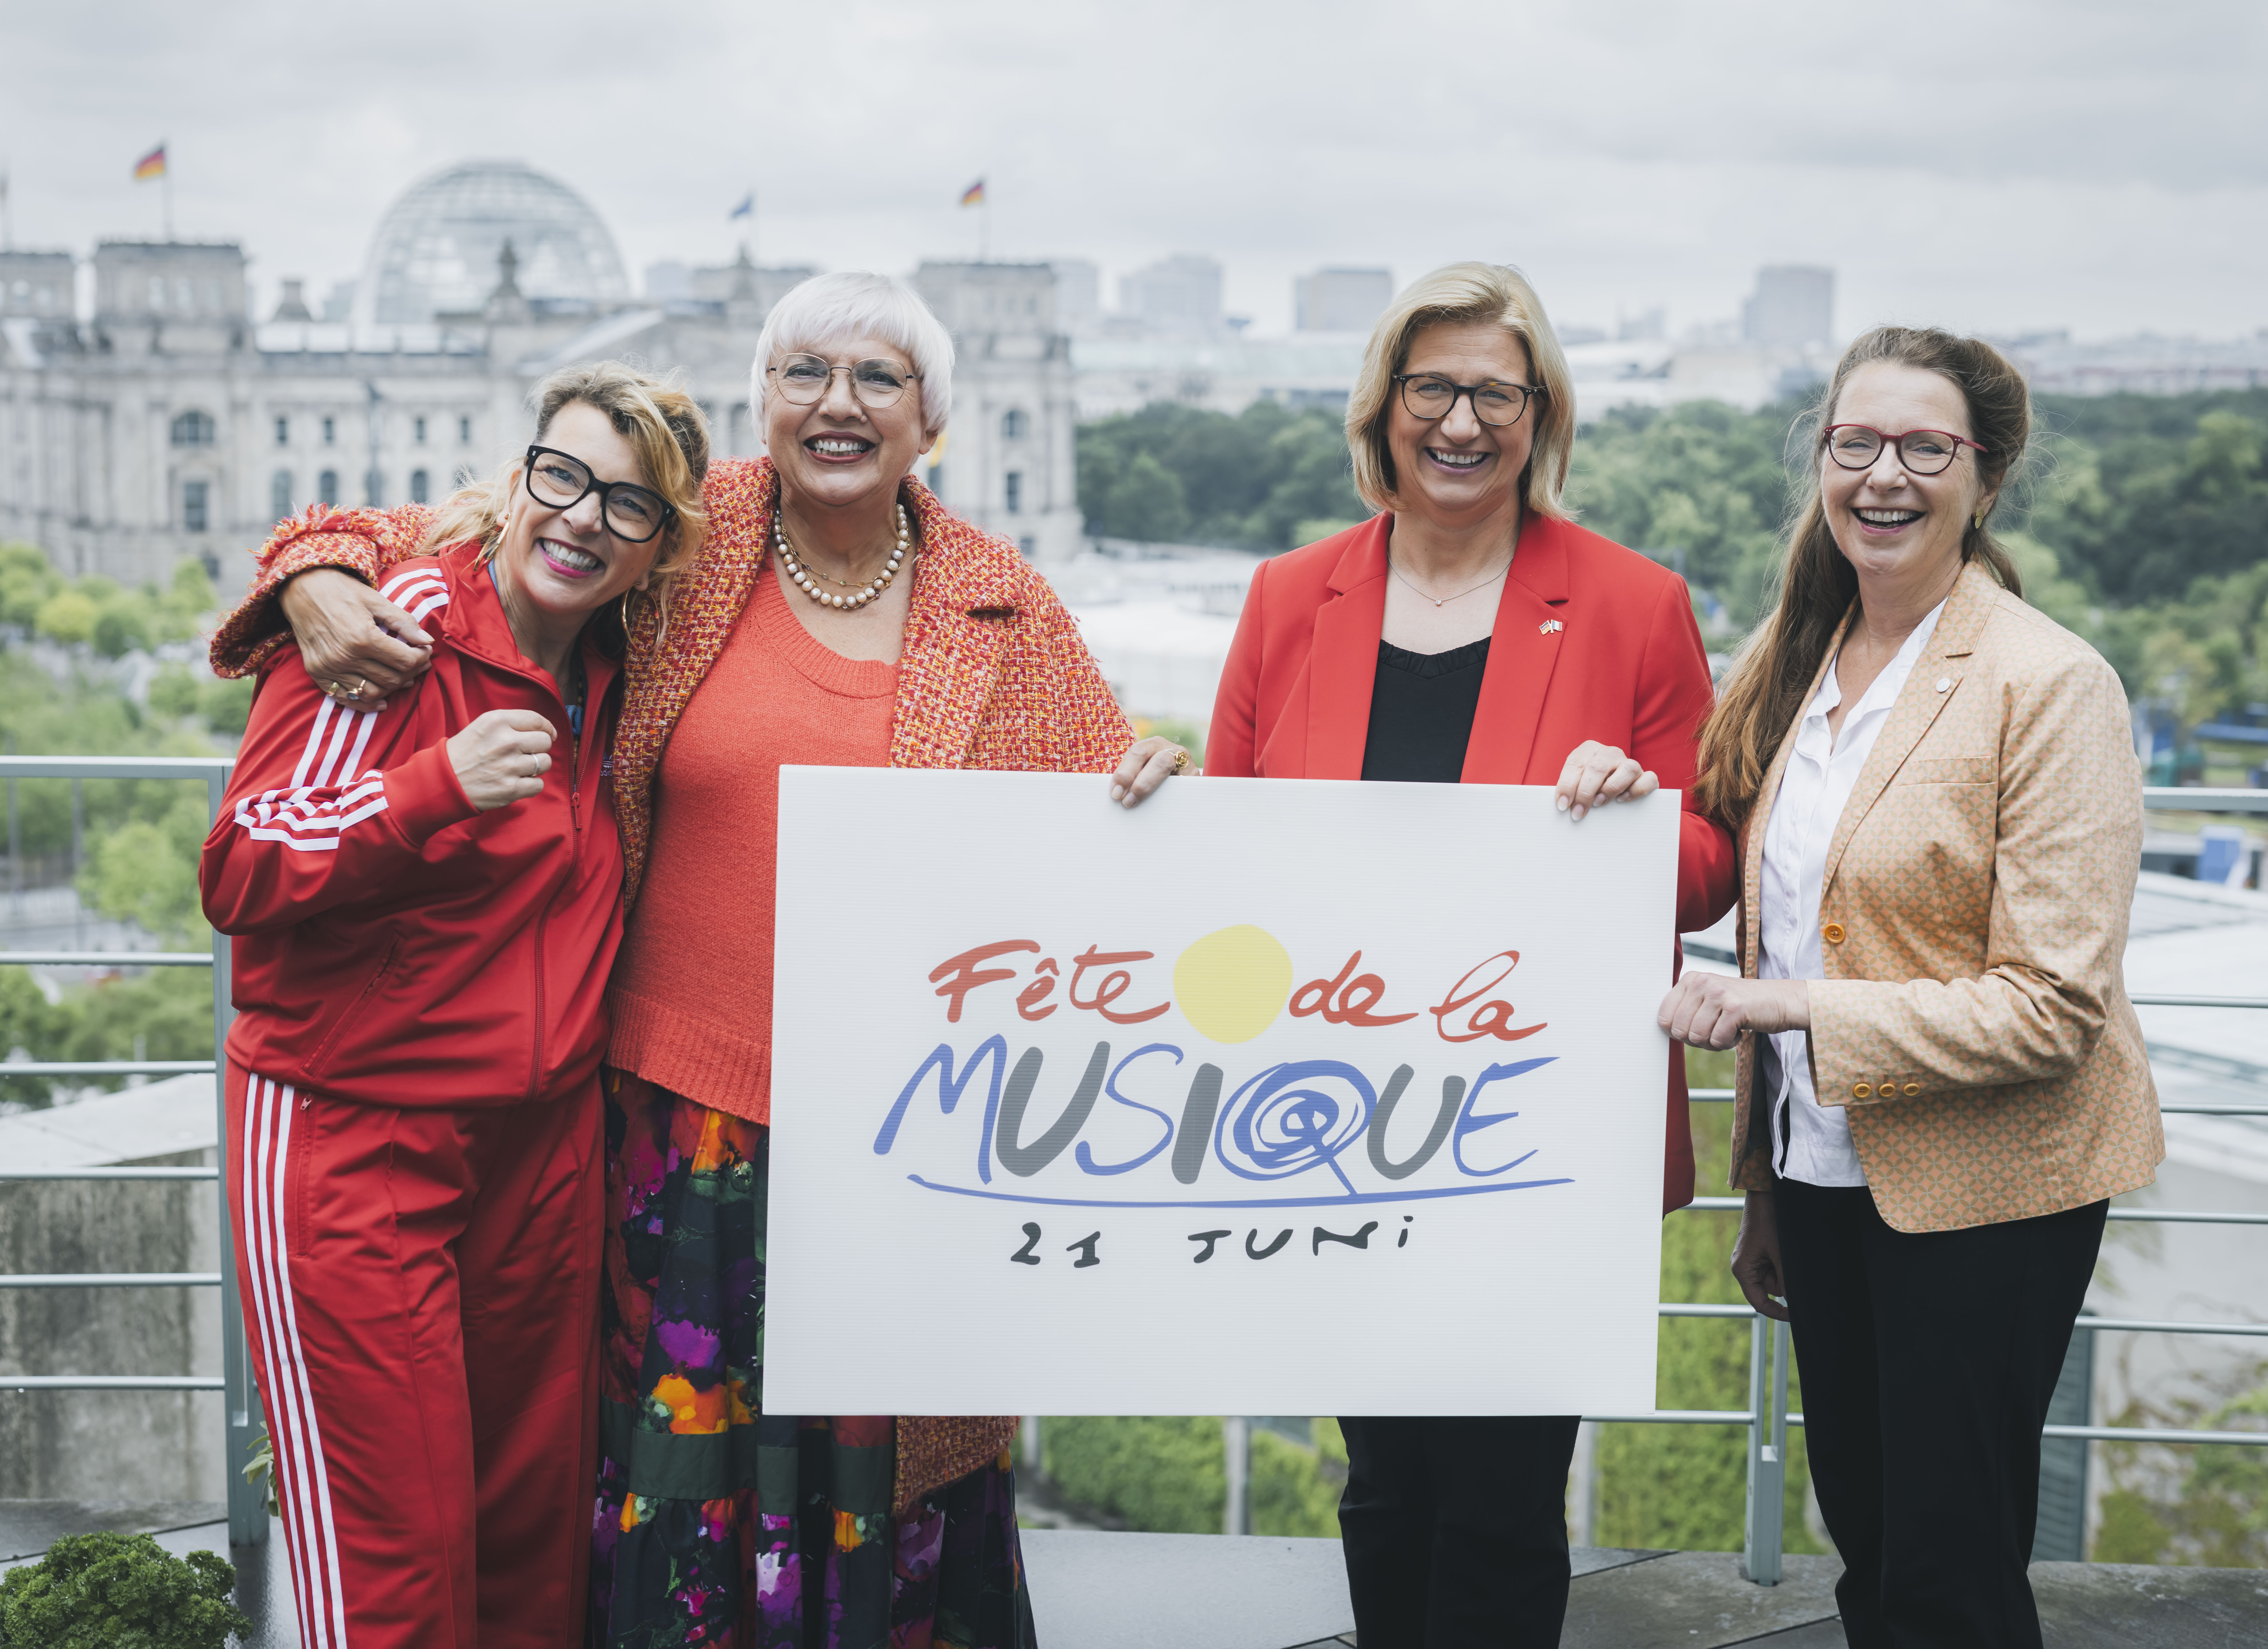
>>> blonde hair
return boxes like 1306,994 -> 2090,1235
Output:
1344,261 -> 1577,520
425,361 -> 711,625
1693,326 -> 2033,825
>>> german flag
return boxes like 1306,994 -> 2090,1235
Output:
133,144 -> 167,181
958,178 -> 984,208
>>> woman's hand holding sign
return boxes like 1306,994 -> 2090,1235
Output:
1553,740 -> 1656,822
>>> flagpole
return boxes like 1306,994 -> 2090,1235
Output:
981,193 -> 991,265
162,139 -> 173,242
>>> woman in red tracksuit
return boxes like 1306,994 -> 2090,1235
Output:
201,363 -> 709,1649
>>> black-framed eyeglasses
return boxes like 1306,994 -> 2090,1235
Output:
1822,423 -> 1989,477
522,446 -> 674,544
1392,373 -> 1545,428
768,354 -> 920,409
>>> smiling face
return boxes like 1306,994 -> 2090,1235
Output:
763,336 -> 937,513
1821,360 -> 1996,598
1385,319 -> 1537,528
492,399 -> 666,629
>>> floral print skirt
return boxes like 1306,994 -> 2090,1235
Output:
591,1069 -> 1036,1649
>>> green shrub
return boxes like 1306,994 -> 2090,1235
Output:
0,1530 -> 249,1648
1043,1415 -> 1223,1532
1250,1419 -> 1346,1537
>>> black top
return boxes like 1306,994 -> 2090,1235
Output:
1359,637 -> 1492,784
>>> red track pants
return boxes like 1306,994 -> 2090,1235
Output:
227,1066 -> 603,1649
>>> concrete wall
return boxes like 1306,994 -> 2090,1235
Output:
0,1077 -> 227,1503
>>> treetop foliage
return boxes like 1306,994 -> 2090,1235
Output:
0,1531 -> 250,1649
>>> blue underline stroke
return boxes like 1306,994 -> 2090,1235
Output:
905,1175 -> 1575,1209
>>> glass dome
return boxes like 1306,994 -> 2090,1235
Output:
355,160 -> 628,326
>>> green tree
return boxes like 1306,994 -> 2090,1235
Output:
1077,402 -> 1365,550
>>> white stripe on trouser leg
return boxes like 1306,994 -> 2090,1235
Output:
268,1081 -> 351,1646
242,1076 -> 321,1647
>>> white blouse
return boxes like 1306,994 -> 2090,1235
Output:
1757,600 -> 1947,1187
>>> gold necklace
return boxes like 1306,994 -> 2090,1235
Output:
1388,548 -> 1512,608
775,505 -> 910,610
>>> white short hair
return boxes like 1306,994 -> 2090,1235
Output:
749,272 -> 955,438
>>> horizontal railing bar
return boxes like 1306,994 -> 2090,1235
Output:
1680,1196 -> 2268,1225
0,1060 -> 215,1076
0,1273 -> 221,1289
0,1167 -> 217,1181
2076,1317 -> 2268,1337
2144,787 -> 2268,815
0,952 -> 212,967
2043,1423 -> 2268,1446
3,1376 -> 227,1392
1690,1089 -> 2267,1117
0,757 -> 232,779
1659,1303 -> 1754,1318
1584,1409 -> 1753,1426
2131,994 -> 2268,1009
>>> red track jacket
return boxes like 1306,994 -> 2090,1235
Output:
203,544 -> 625,1109
1207,512 -> 1740,1212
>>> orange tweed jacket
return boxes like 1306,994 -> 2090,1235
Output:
1727,561 -> 2162,1232
211,455 -> 1133,1511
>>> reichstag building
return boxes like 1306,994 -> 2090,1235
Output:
0,160 -> 1081,590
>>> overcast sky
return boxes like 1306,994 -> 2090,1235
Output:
4,0 -> 2262,342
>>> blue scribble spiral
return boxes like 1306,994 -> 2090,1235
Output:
1215,1060 -> 1376,1193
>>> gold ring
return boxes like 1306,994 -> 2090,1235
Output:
1171,749 -> 1189,773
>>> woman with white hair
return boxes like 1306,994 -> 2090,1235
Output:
212,273 -> 1189,1647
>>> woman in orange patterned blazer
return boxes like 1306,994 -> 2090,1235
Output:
1657,327 -> 2160,1649
212,275 -> 1184,1648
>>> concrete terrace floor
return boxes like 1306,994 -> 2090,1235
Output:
6,1503 -> 2266,1647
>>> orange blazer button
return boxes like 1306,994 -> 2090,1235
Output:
1903,1082 -> 1920,1096
1852,1082 -> 1873,1098
1823,922 -> 1846,944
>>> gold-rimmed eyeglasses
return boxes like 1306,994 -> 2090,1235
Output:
768,354 -> 920,410
1392,373 -> 1545,428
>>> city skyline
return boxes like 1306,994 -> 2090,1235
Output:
2,0 -> 2263,346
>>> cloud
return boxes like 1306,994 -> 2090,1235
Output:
1,0 -> 2260,338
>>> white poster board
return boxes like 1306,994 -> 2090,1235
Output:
765,768 -> 1677,1417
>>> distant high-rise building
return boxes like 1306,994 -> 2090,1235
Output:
1120,254 -> 1223,338
1742,266 -> 1834,349
1295,267 -> 1392,333
1048,260 -> 1101,332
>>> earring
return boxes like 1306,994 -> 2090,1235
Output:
1973,509 -> 1985,530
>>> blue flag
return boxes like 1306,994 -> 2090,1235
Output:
729,193 -> 753,220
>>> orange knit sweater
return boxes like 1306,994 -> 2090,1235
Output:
606,564 -> 895,1123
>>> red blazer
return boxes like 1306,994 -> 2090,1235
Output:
1209,511 -> 1738,1212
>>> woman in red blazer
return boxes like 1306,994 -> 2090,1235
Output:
1209,262 -> 1737,1648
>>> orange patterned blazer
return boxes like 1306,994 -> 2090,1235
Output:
1727,560 -> 2163,1233
211,455 -> 1133,1511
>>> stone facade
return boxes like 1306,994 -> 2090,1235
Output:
0,211 -> 1084,594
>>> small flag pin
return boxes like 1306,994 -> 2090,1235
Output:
1539,619 -> 1564,635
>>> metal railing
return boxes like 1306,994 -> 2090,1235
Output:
6,765 -> 2265,1571
0,755 -> 263,1547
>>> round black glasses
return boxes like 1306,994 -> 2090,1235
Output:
1823,424 -> 1989,477
523,446 -> 674,544
1392,374 -> 1544,428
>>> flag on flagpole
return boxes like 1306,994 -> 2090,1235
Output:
958,178 -> 985,208
729,192 -> 753,220
133,144 -> 167,182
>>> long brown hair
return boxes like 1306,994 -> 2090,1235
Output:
1693,327 -> 2033,825
425,362 -> 711,632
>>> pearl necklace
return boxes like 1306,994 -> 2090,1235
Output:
775,505 -> 909,610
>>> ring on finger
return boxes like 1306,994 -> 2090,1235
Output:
1170,749 -> 1188,773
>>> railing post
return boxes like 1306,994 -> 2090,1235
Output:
1222,1415 -> 1249,1535
209,770 -> 264,1548
1743,1315 -> 1788,1585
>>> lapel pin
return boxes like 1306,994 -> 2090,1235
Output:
1540,619 -> 1564,635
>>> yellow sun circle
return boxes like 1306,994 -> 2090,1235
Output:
1173,925 -> 1294,1045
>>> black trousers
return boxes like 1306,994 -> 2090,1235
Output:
1335,1414 -> 1581,1649
1776,1180 -> 2107,1649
